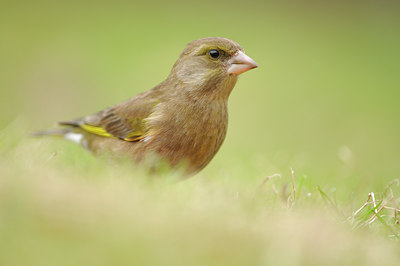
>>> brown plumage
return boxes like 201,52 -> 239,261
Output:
36,37 -> 258,175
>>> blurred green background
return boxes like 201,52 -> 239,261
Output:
2,0 -> 399,188
1,0 -> 400,265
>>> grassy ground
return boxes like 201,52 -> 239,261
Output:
1,1 -> 400,265
1,121 -> 400,265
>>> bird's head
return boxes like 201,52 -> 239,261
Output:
168,37 -> 258,99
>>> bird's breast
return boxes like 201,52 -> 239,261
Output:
145,99 -> 229,173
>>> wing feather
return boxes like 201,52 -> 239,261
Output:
59,89 -> 163,142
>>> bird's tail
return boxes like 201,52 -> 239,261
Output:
31,126 -> 85,145
30,128 -> 72,138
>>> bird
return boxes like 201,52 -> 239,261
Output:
34,37 -> 258,175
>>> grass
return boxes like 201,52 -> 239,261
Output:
1,1 -> 400,265
1,120 -> 400,266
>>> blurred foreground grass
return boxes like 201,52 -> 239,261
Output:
1,120 -> 400,266
1,0 -> 400,265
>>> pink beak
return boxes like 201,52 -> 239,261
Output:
227,51 -> 258,75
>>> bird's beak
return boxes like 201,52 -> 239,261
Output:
227,51 -> 258,75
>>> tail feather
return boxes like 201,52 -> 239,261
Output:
32,119 -> 82,137
30,128 -> 73,138
31,127 -> 85,146
58,120 -> 80,127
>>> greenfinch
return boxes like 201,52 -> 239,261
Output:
35,37 -> 258,175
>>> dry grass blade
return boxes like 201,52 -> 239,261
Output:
368,192 -> 379,224
344,193 -> 372,223
254,173 -> 281,196
287,168 -> 296,208
345,180 -> 400,238
384,179 -> 400,224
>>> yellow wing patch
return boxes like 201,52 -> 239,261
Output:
121,136 -> 144,142
80,124 -> 114,138
80,124 -> 144,142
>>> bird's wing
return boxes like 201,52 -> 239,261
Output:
60,91 -> 161,142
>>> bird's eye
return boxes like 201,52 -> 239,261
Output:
208,49 -> 220,59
